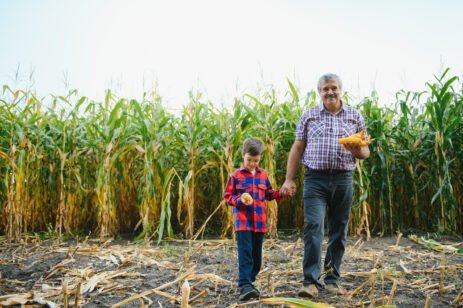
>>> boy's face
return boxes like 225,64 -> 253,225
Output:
242,153 -> 261,172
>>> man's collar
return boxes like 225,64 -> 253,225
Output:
319,101 -> 345,115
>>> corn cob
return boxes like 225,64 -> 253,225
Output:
338,130 -> 371,146
241,192 -> 253,203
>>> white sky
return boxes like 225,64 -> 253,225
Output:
1,0 -> 462,110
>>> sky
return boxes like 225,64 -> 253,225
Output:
1,0 -> 462,111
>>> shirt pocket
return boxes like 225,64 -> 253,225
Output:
256,183 -> 267,202
340,119 -> 358,137
307,121 -> 326,139
236,180 -> 250,194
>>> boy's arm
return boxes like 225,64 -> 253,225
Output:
266,189 -> 282,201
264,178 -> 283,201
224,176 -> 244,207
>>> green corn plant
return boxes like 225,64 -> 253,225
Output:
89,91 -> 128,237
423,69 -> 461,232
389,91 -> 424,230
129,96 -> 176,243
175,92 -> 215,238
0,88 -> 38,241
358,94 -> 394,235
130,99 -> 162,240
189,102 -> 239,238
45,91 -> 89,239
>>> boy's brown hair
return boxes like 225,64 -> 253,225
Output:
242,137 -> 264,156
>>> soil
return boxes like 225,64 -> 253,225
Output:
0,235 -> 462,307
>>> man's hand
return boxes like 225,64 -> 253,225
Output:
280,179 -> 297,197
343,143 -> 361,154
343,143 -> 370,159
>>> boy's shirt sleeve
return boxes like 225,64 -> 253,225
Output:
224,175 -> 243,207
264,178 -> 282,201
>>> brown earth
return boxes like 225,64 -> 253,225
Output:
0,235 -> 462,307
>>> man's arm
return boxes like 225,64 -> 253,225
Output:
351,112 -> 370,159
281,140 -> 306,196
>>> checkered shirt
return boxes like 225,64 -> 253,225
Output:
296,103 -> 367,171
224,166 -> 281,232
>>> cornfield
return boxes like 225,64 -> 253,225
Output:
1,69 -> 462,243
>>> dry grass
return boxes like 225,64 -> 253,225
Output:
0,235 -> 462,307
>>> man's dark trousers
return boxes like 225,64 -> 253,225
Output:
302,168 -> 353,286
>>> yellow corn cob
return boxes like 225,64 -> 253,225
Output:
241,192 -> 253,203
338,131 -> 371,146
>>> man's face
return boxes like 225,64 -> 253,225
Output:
319,79 -> 342,110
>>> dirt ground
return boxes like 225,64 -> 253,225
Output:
0,234 -> 462,307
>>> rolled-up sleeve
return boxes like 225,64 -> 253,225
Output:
295,110 -> 309,141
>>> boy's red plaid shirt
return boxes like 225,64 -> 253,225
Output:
224,166 -> 281,232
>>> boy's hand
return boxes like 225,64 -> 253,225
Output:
241,193 -> 253,205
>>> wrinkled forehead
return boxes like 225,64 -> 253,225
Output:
319,79 -> 341,91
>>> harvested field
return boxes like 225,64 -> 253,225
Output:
0,235 -> 462,307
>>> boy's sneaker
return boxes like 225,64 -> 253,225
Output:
239,284 -> 259,301
252,285 -> 260,296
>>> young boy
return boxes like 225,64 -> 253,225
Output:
224,137 -> 282,301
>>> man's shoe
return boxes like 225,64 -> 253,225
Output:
325,283 -> 347,295
297,284 -> 318,298
239,284 -> 259,301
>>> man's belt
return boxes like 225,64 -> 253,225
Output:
304,166 -> 352,174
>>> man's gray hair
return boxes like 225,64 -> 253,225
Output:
317,73 -> 342,92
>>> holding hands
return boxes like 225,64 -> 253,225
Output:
240,182 -> 295,204
280,179 -> 297,198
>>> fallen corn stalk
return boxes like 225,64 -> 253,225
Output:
259,297 -> 334,307
112,268 -> 195,307
0,292 -> 57,307
408,235 -> 461,254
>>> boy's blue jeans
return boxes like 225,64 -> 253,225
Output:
302,168 -> 353,286
236,230 -> 264,287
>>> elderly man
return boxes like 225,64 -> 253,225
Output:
281,73 -> 370,297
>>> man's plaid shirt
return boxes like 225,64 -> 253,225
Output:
296,103 -> 367,171
224,166 -> 281,232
